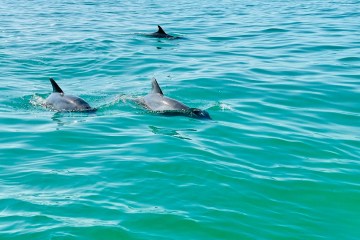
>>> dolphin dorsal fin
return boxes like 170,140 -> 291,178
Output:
49,78 -> 64,93
157,25 -> 166,34
151,78 -> 163,95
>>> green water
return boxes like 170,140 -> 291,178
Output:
1,0 -> 360,239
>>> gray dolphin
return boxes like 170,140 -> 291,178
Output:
148,25 -> 181,39
45,78 -> 95,112
139,78 -> 211,119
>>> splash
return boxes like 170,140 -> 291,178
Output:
29,94 -> 47,109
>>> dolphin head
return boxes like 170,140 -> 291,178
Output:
189,108 -> 212,120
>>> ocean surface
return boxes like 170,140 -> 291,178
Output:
1,0 -> 359,239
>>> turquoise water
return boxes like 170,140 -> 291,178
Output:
1,0 -> 360,239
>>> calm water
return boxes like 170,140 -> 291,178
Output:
1,0 -> 360,239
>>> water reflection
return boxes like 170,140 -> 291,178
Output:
51,112 -> 94,130
149,125 -> 196,140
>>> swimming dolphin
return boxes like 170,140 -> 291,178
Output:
139,78 -> 211,119
45,78 -> 95,112
148,25 -> 180,39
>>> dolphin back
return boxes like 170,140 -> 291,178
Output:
143,93 -> 189,112
139,78 -> 211,119
46,78 -> 94,112
148,25 -> 180,39
46,93 -> 93,112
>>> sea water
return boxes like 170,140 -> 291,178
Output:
0,0 -> 359,239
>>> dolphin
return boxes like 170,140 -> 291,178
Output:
45,78 -> 95,112
148,25 -> 181,39
138,78 -> 211,119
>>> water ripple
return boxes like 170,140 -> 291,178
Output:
1,0 -> 360,239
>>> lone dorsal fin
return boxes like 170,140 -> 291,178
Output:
49,78 -> 64,93
157,25 -> 166,34
151,78 -> 163,95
